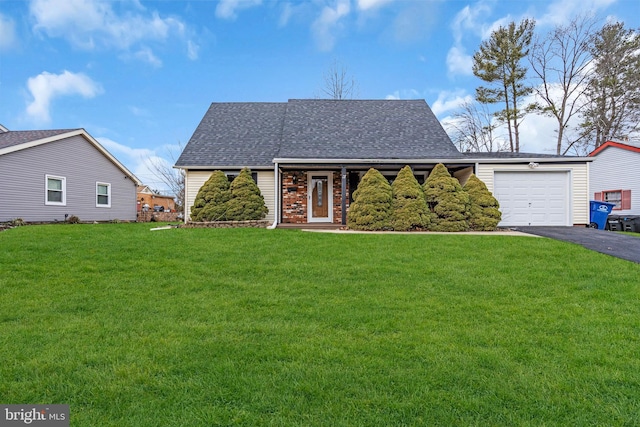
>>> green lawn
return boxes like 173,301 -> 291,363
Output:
1,224 -> 639,426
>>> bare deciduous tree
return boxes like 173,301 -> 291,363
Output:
447,101 -> 507,153
147,142 -> 185,213
319,58 -> 359,100
529,14 -> 597,155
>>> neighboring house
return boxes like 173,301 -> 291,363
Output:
175,99 -> 592,227
0,126 -> 140,222
136,185 -> 176,212
589,140 -> 640,215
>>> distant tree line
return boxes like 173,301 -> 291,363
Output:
450,15 -> 640,155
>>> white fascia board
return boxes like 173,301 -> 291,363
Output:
0,129 -> 142,185
274,156 -> 592,164
465,156 -> 593,163
175,165 -> 273,170
273,158 -> 469,164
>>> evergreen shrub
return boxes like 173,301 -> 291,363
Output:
347,168 -> 393,230
190,170 -> 231,221
391,165 -> 431,231
226,168 -> 269,220
423,163 -> 470,232
464,174 -> 502,230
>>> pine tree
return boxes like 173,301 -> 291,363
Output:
423,164 -> 469,232
463,174 -> 502,231
391,166 -> 431,231
579,22 -> 640,148
347,168 -> 393,230
473,19 -> 535,152
190,170 -> 231,221
226,168 -> 268,220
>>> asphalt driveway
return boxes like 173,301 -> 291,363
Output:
515,226 -> 640,264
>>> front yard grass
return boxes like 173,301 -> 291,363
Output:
1,224 -> 639,426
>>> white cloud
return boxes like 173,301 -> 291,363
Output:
357,0 -> 396,11
216,0 -> 262,20
430,90 -> 473,117
452,3 -> 487,44
0,13 -> 17,51
446,45 -> 473,76
537,0 -> 614,27
26,70 -> 103,124
311,0 -> 350,51
29,0 -> 197,63
385,89 -> 422,100
187,40 -> 199,60
133,47 -> 162,68
97,137 -> 177,193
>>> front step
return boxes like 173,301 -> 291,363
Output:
276,223 -> 344,230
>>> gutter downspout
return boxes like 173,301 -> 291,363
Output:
267,162 -> 279,229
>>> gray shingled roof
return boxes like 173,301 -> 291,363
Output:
175,99 -> 463,168
0,129 -> 77,151
175,103 -> 287,168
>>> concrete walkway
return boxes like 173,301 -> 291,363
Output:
515,226 -> 640,264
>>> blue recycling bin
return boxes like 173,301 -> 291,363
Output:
589,201 -> 616,229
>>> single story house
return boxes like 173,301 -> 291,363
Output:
136,185 -> 176,212
175,99 -> 592,228
0,125 -> 140,222
589,140 -> 640,215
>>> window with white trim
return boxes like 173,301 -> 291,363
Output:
45,175 -> 66,205
96,182 -> 111,207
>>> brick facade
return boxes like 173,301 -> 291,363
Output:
281,170 -> 350,224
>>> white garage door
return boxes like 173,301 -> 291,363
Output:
494,171 -> 570,226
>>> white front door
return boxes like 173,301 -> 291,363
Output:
307,172 -> 333,223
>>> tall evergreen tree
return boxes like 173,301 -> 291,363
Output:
423,164 -> 469,232
473,19 -> 535,153
579,22 -> 640,148
347,168 -> 393,231
391,166 -> 431,231
190,170 -> 231,221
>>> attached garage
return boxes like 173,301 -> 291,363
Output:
473,157 -> 592,227
493,171 -> 570,226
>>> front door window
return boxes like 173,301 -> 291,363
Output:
308,173 -> 332,222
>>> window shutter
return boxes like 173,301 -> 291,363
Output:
594,192 -> 603,201
622,190 -> 631,210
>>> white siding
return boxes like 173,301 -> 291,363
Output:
184,170 -> 275,222
477,162 -> 589,226
257,170 -> 275,223
590,148 -> 640,215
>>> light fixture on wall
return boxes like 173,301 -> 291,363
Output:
292,173 -> 299,184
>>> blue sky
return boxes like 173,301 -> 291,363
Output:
1,0 -> 638,193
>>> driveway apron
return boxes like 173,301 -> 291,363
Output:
515,226 -> 640,264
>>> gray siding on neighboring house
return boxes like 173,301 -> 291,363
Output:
0,135 -> 137,222
590,146 -> 640,215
